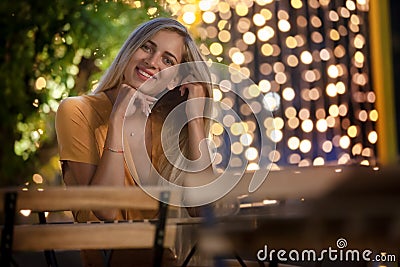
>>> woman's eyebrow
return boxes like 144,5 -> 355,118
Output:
147,40 -> 179,63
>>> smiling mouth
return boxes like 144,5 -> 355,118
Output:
137,68 -> 155,80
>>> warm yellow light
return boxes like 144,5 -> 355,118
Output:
288,136 -> 300,150
182,12 -> 196,24
299,108 -> 310,120
211,122 -> 224,136
232,142 -> 244,154
308,88 -> 319,100
354,51 -> 364,64
326,83 -> 337,97
275,72 -> 287,84
202,11 -> 216,24
20,210 -> 31,217
245,147 -> 258,160
210,42 -> 223,56
300,51 -> 312,64
301,119 -> 313,133
231,122 -> 247,135
285,107 -> 297,118
198,0 -> 211,11
299,139 -> 312,153
258,26 -> 274,42
243,32 -> 256,45
235,3 -> 249,16
354,34 -> 365,49
352,143 -> 362,155
240,133 -> 253,146
288,117 -> 300,129
311,16 -> 322,28
259,79 -> 271,92
316,119 -> 328,132
347,125 -> 358,138
270,129 -> 283,142
287,55 -> 299,67
222,114 -> 235,127
322,141 -> 333,153
368,131 -> 378,144
260,9 -> 272,20
278,20 -> 291,32
218,30 -> 231,43
369,110 -> 378,121
248,84 -> 260,98
256,0 -> 273,5
218,1 -> 230,13
329,105 -> 339,117
329,10 -> 339,21
304,70 -> 316,82
319,0 -> 330,6
33,173 -> 43,184
289,153 -> 301,164
273,117 -> 284,130
336,81 -> 346,94
286,36 -> 297,49
339,104 -> 348,116
282,87 -> 295,101
362,148 -> 372,157
232,51 -> 245,65
261,44 -> 273,56
35,77 -> 46,90
313,157 -> 325,166
330,29 -> 340,41
311,32 -> 323,43
213,89 -> 223,102
339,135 -> 351,149
291,0 -> 303,9
327,65 -> 339,78
264,117 -> 274,129
358,110 -> 368,121
253,13 -> 266,26
263,92 -> 281,111
346,0 -> 356,10
320,48 -> 330,61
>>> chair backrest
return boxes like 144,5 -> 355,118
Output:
0,186 -> 181,267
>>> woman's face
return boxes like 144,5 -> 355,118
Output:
123,30 -> 185,95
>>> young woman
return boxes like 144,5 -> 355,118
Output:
55,17 -> 213,266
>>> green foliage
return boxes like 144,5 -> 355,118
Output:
0,0 -> 170,186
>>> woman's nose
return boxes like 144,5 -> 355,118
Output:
144,53 -> 161,70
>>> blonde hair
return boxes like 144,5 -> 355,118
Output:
95,18 -> 212,183
94,17 -> 206,94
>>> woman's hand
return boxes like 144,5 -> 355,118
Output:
110,83 -> 157,124
179,75 -> 208,121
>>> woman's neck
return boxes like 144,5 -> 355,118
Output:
104,87 -> 119,105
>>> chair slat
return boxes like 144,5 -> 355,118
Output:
0,186 -> 181,212
10,223 -> 176,251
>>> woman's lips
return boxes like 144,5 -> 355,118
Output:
136,67 -> 155,81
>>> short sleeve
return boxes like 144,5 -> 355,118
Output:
55,97 -> 100,165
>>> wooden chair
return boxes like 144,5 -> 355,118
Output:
0,186 -> 180,267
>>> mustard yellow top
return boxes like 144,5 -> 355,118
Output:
55,92 -> 153,222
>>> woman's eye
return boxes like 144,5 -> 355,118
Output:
164,57 -> 174,66
141,44 -> 152,52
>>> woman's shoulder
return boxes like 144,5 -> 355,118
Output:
58,93 -> 110,113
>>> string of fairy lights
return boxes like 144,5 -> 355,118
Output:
166,0 -> 377,170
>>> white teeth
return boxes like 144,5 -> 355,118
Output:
138,69 -> 152,78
